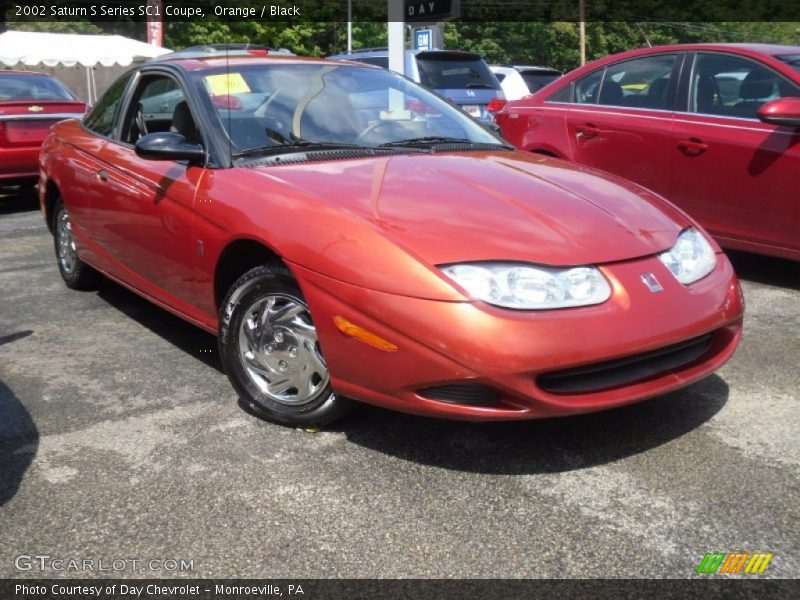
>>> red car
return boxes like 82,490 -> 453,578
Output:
497,44 -> 800,261
39,55 -> 743,427
0,71 -> 86,187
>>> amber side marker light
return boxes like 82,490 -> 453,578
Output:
333,316 -> 398,352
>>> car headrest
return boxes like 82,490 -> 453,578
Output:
695,76 -> 717,112
171,101 -> 201,145
648,78 -> 669,105
598,80 -> 623,105
739,71 -> 775,101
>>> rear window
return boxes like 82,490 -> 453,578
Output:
520,72 -> 561,93
415,54 -> 500,91
355,56 -> 389,69
0,73 -> 76,102
777,54 -> 800,73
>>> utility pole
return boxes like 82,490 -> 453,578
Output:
579,0 -> 586,66
388,0 -> 405,77
347,0 -> 352,53
388,0 -> 405,113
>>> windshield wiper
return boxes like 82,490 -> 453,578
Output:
465,83 -> 496,89
379,136 -> 512,150
232,140 -> 371,159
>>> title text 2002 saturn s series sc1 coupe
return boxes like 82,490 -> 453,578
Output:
39,55 -> 744,427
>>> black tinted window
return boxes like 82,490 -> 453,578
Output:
547,82 -> 573,102
691,53 -> 799,119
599,54 -> 676,109
777,55 -> 800,73
122,75 -> 189,144
357,56 -> 389,68
574,69 -> 603,104
520,72 -> 560,93
416,55 -> 499,90
83,72 -> 133,137
0,74 -> 76,101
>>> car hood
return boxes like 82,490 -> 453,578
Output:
248,151 -> 689,267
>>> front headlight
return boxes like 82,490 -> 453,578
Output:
439,262 -> 611,310
658,228 -> 716,285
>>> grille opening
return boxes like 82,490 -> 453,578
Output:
418,384 -> 500,406
538,333 -> 714,395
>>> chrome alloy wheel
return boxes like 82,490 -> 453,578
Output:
56,209 -> 77,275
237,294 -> 330,406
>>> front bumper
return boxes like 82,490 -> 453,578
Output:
292,253 -> 744,420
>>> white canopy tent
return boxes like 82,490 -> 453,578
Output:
0,31 -> 171,103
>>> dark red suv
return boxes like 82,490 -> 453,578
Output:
497,44 -> 800,261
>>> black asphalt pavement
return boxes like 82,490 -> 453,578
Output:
0,188 -> 798,580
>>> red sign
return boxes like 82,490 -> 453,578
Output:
146,0 -> 163,47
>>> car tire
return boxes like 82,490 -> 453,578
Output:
53,200 -> 101,290
219,264 -> 351,428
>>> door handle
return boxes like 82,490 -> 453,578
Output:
576,123 -> 600,139
95,170 -> 109,182
677,138 -> 708,155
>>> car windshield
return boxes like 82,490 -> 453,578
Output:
776,54 -> 800,73
415,54 -> 500,90
192,63 -> 504,154
0,73 -> 76,102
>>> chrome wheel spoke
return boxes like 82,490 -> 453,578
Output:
243,352 -> 274,379
307,346 -> 327,373
269,302 -> 305,326
269,377 -> 296,395
243,318 -> 261,352
56,210 -> 77,275
237,292 -> 329,406
294,323 -> 319,345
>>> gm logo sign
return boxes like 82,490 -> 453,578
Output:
696,552 -> 774,575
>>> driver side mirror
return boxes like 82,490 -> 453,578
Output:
134,132 -> 205,162
757,97 -> 800,127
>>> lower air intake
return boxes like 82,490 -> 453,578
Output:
417,384 -> 499,406
538,333 -> 714,394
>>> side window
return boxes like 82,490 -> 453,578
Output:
598,54 -> 676,109
574,69 -> 603,104
121,75 -> 197,145
83,72 -> 133,137
690,53 -> 800,119
547,82 -> 573,103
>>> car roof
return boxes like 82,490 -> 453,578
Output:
328,49 -> 483,60
490,64 -> 562,75
147,54 -> 339,72
513,65 -> 562,73
703,42 -> 800,55
551,43 -> 800,83
603,42 -> 800,60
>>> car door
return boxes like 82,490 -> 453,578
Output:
669,51 -> 800,257
92,71 -> 205,310
50,72 -> 133,266
565,53 -> 682,198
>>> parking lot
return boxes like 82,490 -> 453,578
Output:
0,188 -> 797,579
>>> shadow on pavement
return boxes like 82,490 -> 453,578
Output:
96,279 -> 223,373
336,375 -> 729,475
0,186 -> 39,215
726,249 -> 800,291
74,244 -> 730,475
0,348 -> 39,506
